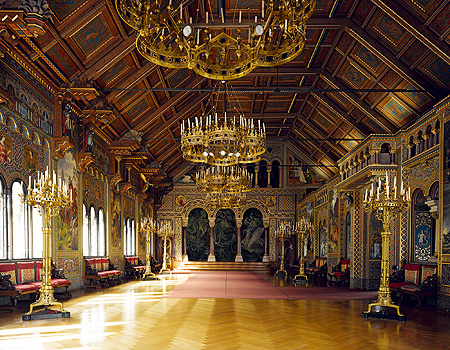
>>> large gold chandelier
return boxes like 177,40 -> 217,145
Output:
116,0 -> 317,80
180,83 -> 266,166
196,165 -> 252,194
206,192 -> 247,209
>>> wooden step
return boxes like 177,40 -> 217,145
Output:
174,261 -> 271,272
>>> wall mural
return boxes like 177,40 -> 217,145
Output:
288,154 -> 326,185
111,191 -> 122,250
443,120 -> 450,254
0,131 -> 13,165
214,209 -> 237,262
241,208 -> 265,262
369,212 -> 383,260
56,149 -> 79,250
328,189 -> 339,254
186,208 -> 210,261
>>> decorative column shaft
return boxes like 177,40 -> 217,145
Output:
235,218 -> 243,262
262,219 -> 269,263
208,218 -> 216,262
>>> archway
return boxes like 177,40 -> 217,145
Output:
186,208 -> 210,261
241,208 -> 265,261
213,209 -> 237,261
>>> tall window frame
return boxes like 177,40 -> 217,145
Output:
83,203 -> 107,257
124,217 -> 136,256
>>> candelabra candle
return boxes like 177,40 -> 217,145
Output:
157,220 -> 174,272
362,169 -> 411,321
22,169 -> 72,321
275,221 -> 294,277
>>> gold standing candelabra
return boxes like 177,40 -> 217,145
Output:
140,217 -> 157,280
157,221 -> 174,273
362,171 -> 411,321
22,169 -> 72,321
294,217 -> 312,284
275,221 -> 294,277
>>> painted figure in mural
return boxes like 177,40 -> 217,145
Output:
24,145 -> 38,173
86,126 -> 94,153
32,103 -> 40,127
19,94 -> 29,120
42,111 -> 50,134
7,85 -> 15,111
241,210 -> 265,262
186,208 -> 210,261
111,206 -> 122,248
0,133 -> 12,164
213,209 -> 237,262
289,156 -> 306,184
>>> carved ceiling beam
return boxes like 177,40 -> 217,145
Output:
0,10 -> 47,38
371,0 -> 450,66
291,124 -> 340,164
142,91 -> 210,141
248,67 -> 322,76
312,92 -> 371,136
294,114 -> 348,157
155,142 -> 179,164
135,76 -> 206,132
286,139 -> 337,178
106,63 -> 158,103
344,21 -> 440,99
85,35 -> 137,80
320,72 -> 397,133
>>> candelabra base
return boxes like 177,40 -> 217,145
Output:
159,269 -> 171,275
275,269 -> 287,277
362,298 -> 406,321
22,308 -> 70,321
142,272 -> 158,281
293,274 -> 308,285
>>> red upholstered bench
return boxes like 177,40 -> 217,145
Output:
328,259 -> 350,286
125,256 -> 146,279
85,257 -> 121,289
0,261 -> 71,310
390,264 -> 437,307
306,257 -> 327,284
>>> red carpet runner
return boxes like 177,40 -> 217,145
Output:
163,271 -> 378,300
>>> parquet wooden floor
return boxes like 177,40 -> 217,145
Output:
0,273 -> 450,350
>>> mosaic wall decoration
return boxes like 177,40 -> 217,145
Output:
0,60 -> 54,135
319,219 -> 328,257
278,195 -> 294,212
443,120 -> 450,254
175,216 -> 182,260
443,264 -> 450,287
369,212 -> 383,260
269,218 -> 277,261
56,149 -> 79,251
123,196 -> 135,219
82,173 -> 105,209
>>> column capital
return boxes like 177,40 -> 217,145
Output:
182,217 -> 189,226
209,218 -> 215,227
236,218 -> 243,228
263,218 -> 270,228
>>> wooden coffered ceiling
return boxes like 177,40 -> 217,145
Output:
2,0 -> 450,182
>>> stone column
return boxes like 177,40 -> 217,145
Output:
389,149 -> 396,165
208,218 -> 216,262
267,166 -> 272,188
262,219 -> 270,263
414,139 -> 421,154
432,127 -> 439,145
423,134 -> 430,151
406,144 -> 413,159
254,165 -> 260,188
235,218 -> 243,262
182,217 -> 189,262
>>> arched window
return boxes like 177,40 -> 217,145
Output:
270,160 -> 280,188
98,208 -> 106,257
0,178 -> 5,259
31,204 -> 43,258
258,160 -> 268,188
131,219 -> 136,256
379,143 -> 391,164
11,181 -> 27,259
90,206 -> 98,256
124,218 -> 131,256
83,203 -> 89,256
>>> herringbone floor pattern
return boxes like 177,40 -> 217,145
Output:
0,273 -> 449,350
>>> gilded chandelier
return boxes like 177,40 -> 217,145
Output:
180,83 -> 266,166
196,165 -> 252,194
116,0 -> 316,80
205,192 -> 247,209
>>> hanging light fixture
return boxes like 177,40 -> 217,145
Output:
116,0 -> 316,80
180,82 -> 266,166
196,165 -> 252,194
205,192 -> 247,209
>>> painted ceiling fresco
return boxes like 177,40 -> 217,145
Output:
3,0 -> 450,181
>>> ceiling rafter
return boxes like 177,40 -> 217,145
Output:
312,91 -> 371,136
344,20 -> 441,99
371,0 -> 450,66
85,35 -> 137,80
134,76 -> 206,132
320,72 -> 397,133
